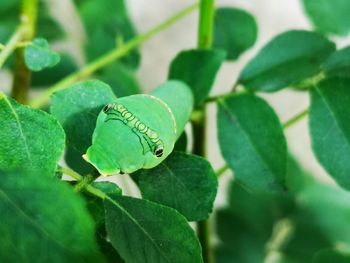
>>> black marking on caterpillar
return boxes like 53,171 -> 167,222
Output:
103,103 -> 164,157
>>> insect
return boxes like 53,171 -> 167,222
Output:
102,102 -> 164,157
84,80 -> 194,175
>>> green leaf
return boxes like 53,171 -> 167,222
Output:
298,182 -> 350,250
215,246 -> 236,263
279,216 -> 331,262
0,21 -> 16,45
98,62 -> 141,97
92,181 -> 122,196
0,93 -> 65,176
309,77 -> 350,190
239,30 -> 336,92
313,249 -> 350,263
168,49 -> 226,105
214,179 -> 291,263
86,182 -> 122,228
302,0 -> 350,36
24,38 -> 60,72
0,0 -> 19,11
217,94 -> 287,192
51,80 -> 116,175
322,46 -> 350,78
215,209 -> 268,263
104,196 -> 203,263
32,53 -> 78,87
174,131 -> 187,152
84,182 -> 123,263
133,152 -> 217,221
0,171 -> 104,262
0,0 -> 19,66
213,7 -> 257,60
215,177 -> 329,263
286,155 -> 314,195
95,230 -> 125,263
74,0 -> 140,69
226,181 -> 292,231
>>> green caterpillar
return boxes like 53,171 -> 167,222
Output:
103,102 -> 165,157
83,80 -> 193,175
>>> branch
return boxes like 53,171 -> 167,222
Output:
29,2 -> 199,109
11,0 -> 38,104
283,108 -> 309,129
195,0 -> 215,262
0,27 -> 24,68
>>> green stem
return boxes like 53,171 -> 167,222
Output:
59,167 -> 107,200
74,174 -> 95,192
205,90 -> 242,103
0,27 -> 23,68
29,2 -> 199,109
198,0 -> 215,49
195,1 -> 215,263
216,164 -> 228,178
85,185 -> 108,200
283,108 -> 309,129
11,0 -> 38,104
59,166 -> 83,181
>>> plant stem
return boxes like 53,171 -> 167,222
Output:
195,1 -> 215,262
0,41 -> 30,52
283,108 -> 309,129
198,0 -> 215,49
205,90 -> 245,103
11,0 -> 38,104
59,166 -> 82,181
0,28 -> 23,68
216,164 -> 228,178
29,2 -> 199,109
74,174 -> 95,192
59,167 -> 107,199
85,185 -> 107,200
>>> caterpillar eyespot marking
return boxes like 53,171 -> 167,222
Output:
103,102 -> 164,157
103,103 -> 113,113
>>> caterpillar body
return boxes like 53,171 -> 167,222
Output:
84,80 -> 193,175
103,102 -> 164,157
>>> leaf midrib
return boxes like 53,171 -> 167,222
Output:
2,96 -> 33,166
314,86 -> 350,151
106,196 -> 172,263
160,162 -> 203,210
219,100 -> 281,182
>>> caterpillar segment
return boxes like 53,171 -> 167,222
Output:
103,102 -> 164,157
